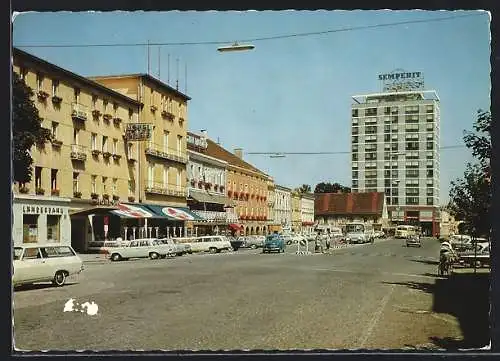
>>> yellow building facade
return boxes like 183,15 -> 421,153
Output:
12,48 -> 141,248
291,191 -> 302,233
89,74 -> 190,207
205,142 -> 271,235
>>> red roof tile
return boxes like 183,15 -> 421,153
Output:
315,192 -> 386,216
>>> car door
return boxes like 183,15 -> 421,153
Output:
14,247 -> 51,284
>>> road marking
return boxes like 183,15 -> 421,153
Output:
359,284 -> 395,348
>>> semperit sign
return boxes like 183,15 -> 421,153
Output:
378,68 -> 425,92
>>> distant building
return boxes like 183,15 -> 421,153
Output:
351,70 -> 440,236
314,192 -> 389,231
274,185 -> 292,232
300,193 -> 315,234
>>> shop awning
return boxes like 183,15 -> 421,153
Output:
143,205 -> 204,221
70,206 -> 119,217
110,203 -> 163,218
189,191 -> 227,205
229,223 -> 244,231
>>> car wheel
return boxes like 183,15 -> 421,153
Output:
110,253 -> 122,262
209,247 -> 218,254
251,244 -> 257,249
52,271 -> 66,287
149,252 -> 159,260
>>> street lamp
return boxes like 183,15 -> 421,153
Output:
217,42 -> 255,53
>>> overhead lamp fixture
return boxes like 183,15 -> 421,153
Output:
217,42 -> 255,53
269,153 -> 285,158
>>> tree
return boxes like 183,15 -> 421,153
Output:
448,110 -> 491,238
12,72 -> 51,184
295,184 -> 311,194
314,182 -> 351,194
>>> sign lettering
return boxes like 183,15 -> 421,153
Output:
23,205 -> 65,215
378,69 -> 424,92
125,123 -> 152,141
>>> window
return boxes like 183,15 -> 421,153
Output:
51,122 -> 58,138
427,169 -> 434,177
51,169 -> 58,191
92,95 -> 98,108
148,163 -> 154,187
20,67 -> 27,81
365,126 -> 377,134
392,197 -> 399,205
102,177 -> 108,194
176,169 -> 181,190
406,142 -> 419,151
113,102 -> 118,115
365,170 -> 377,179
112,178 -> 117,194
352,171 -> 358,179
352,153 -> 358,161
127,142 -> 134,158
23,247 -> 41,258
352,136 -> 358,144
47,215 -> 60,241
177,135 -> 183,156
102,136 -> 108,153
426,142 -> 434,150
352,128 -> 359,135
163,166 -> 168,187
406,188 -> 419,196
113,139 -> 118,154
36,73 -> 43,91
384,134 -> 390,142
52,79 -> 59,96
164,131 -> 169,153
128,108 -> 133,121
365,135 -> 377,142
35,166 -> 42,189
426,197 -> 434,205
365,153 -> 377,161
384,106 -> 391,115
74,88 -> 80,103
352,144 -> 358,152
352,109 -> 358,117
391,116 -> 399,123
365,108 -> 377,116
128,180 -> 135,195
103,99 -> 108,112
406,197 -> 419,205
73,172 -> 79,192
73,129 -> 79,145
426,105 -> 434,113
91,175 -> 97,193
91,133 -> 97,150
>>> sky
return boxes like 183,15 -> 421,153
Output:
12,10 -> 491,205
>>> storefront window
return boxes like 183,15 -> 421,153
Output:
47,215 -> 60,241
23,214 -> 38,243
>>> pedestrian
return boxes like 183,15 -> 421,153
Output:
326,235 -> 331,251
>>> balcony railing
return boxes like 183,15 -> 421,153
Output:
144,181 -> 186,197
70,144 -> 87,161
71,103 -> 88,121
192,210 -> 239,223
145,143 -> 188,164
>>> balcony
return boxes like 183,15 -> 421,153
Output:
70,144 -> 87,161
161,109 -> 175,120
192,210 -> 239,223
71,103 -> 88,121
145,143 -> 188,164
145,181 -> 186,197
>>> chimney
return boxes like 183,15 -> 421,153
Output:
234,148 -> 243,159
200,129 -> 207,139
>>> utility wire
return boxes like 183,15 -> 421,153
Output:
245,144 -> 467,155
14,12 -> 483,49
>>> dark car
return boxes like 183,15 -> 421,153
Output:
406,235 -> 422,248
263,234 -> 285,253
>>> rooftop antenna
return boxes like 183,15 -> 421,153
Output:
176,57 -> 179,90
147,40 -> 150,75
158,46 -> 161,79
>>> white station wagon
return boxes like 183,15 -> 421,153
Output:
174,235 -> 232,254
106,238 -> 175,261
13,244 -> 84,287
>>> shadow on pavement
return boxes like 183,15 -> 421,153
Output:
382,272 -> 490,350
14,282 -> 78,292
410,259 -> 439,266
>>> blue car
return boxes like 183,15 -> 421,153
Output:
262,234 -> 285,253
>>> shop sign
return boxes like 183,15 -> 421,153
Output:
22,205 -> 65,215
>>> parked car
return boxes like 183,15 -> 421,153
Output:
374,231 -> 385,239
156,238 -> 189,256
242,235 -> 265,249
227,236 -> 244,251
174,235 -> 232,254
405,235 -> 422,248
263,234 -> 286,253
13,244 -> 84,287
106,238 -> 175,261
449,234 -> 473,251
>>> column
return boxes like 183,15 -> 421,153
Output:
124,227 -> 128,241
132,227 -> 137,239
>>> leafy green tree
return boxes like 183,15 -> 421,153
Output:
448,110 -> 491,238
314,182 -> 351,194
295,184 -> 312,193
12,72 -> 51,184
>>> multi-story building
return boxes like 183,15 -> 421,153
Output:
203,143 -> 271,235
12,48 -> 142,249
89,73 -> 190,208
267,179 -> 279,233
186,130 -> 238,235
351,70 -> 440,236
300,193 -> 315,234
274,185 -> 292,232
291,191 -> 302,233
